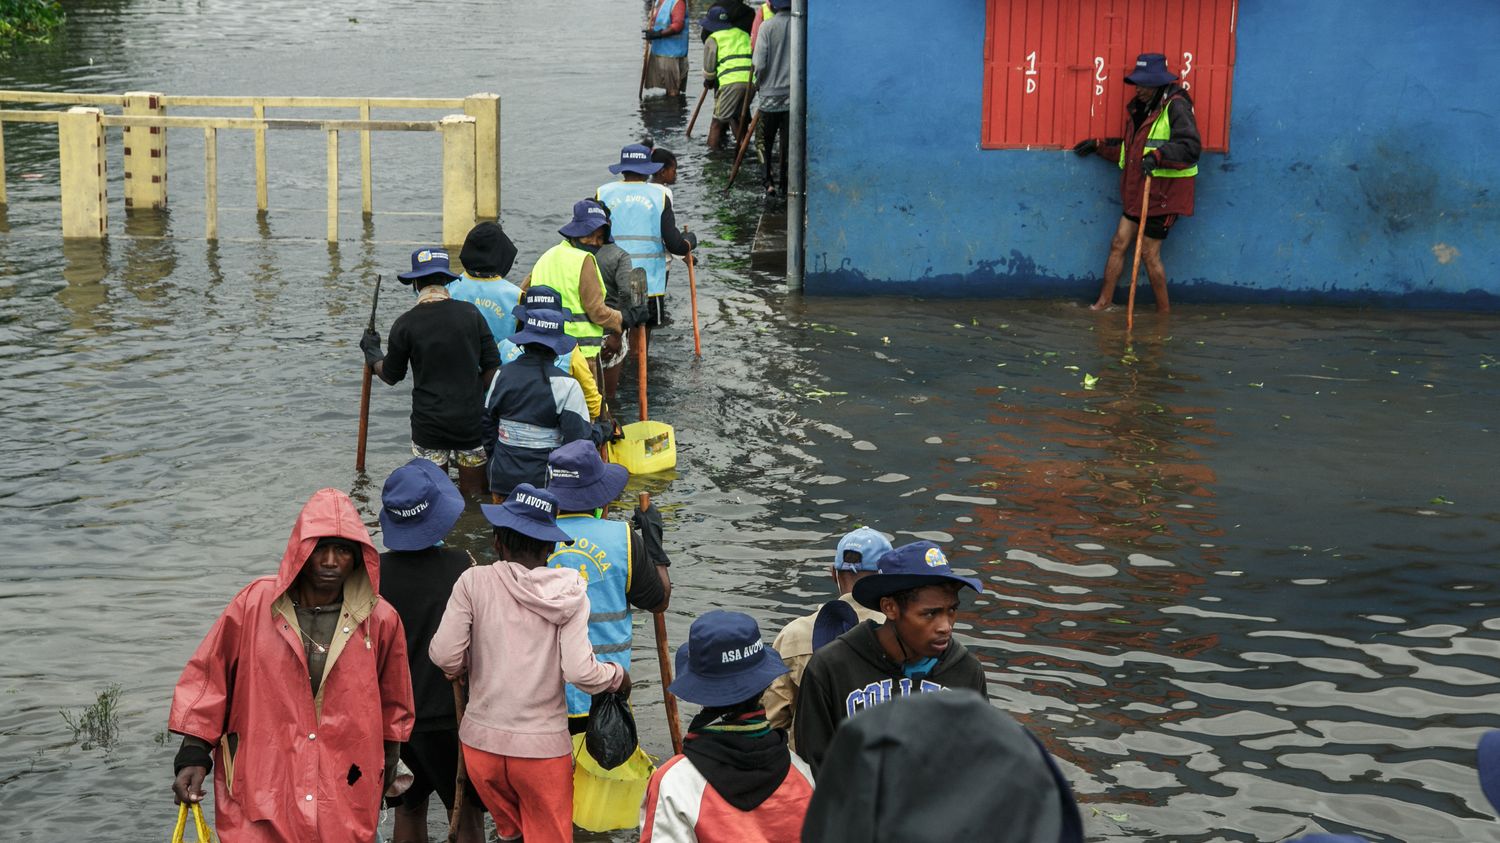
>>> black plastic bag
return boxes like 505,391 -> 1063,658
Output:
585,690 -> 638,770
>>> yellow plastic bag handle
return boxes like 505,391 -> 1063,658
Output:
172,802 -> 214,843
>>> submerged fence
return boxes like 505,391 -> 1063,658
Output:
0,90 -> 501,245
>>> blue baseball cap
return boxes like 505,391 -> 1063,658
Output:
834,527 -> 892,572
1479,730 -> 1500,813
379,458 -> 465,551
851,541 -> 984,610
397,247 -> 459,284
506,308 -> 577,357
480,483 -> 573,544
1124,52 -> 1178,87
510,284 -> 573,322
558,199 -> 610,239
609,143 -> 663,176
546,440 -> 629,512
670,610 -> 789,707
700,6 -> 734,33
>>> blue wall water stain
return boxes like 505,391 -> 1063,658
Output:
804,0 -> 1500,309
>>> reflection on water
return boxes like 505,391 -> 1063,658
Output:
2,2 -> 1500,842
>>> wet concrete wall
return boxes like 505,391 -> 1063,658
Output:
803,0 -> 1500,309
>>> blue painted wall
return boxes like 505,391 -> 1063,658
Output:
804,0 -> 1500,308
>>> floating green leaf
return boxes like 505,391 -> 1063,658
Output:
1429,496 -> 1454,505
1082,373 -> 1099,390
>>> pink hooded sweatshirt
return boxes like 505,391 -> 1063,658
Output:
170,488 -> 415,843
429,560 -> 624,758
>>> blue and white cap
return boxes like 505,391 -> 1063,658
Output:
834,527 -> 892,572
480,483 -> 573,544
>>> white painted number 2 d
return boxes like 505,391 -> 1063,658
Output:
1180,51 -> 1193,90
1094,56 -> 1106,96
1024,50 -> 1038,94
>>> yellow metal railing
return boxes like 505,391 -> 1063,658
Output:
0,90 -> 500,243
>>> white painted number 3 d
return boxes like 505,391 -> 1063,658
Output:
1025,50 -> 1037,94
1181,51 -> 1193,90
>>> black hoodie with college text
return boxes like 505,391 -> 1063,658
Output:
791,619 -> 988,771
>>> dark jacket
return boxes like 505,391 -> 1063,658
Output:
1098,85 -> 1201,217
800,690 -> 1084,843
481,353 -> 606,496
792,619 -> 988,772
379,546 -> 471,733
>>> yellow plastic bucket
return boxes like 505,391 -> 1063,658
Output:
607,420 -> 676,474
571,733 -> 656,832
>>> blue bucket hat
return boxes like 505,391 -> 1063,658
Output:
769,0 -> 790,10
480,483 -> 573,544
506,308 -> 577,357
1124,52 -> 1178,87
397,247 -> 459,284
851,541 -> 984,610
834,527 -> 892,572
609,143 -> 663,176
700,6 -> 734,33
510,284 -> 573,322
558,198 -> 610,239
670,610 -> 789,707
811,599 -> 860,650
1479,730 -> 1500,813
546,440 -> 629,512
379,458 -> 465,551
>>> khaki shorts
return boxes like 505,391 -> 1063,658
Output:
411,442 -> 487,468
713,82 -> 751,122
644,54 -> 688,92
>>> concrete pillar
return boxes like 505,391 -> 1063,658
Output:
464,93 -> 500,219
440,115 -> 477,249
122,91 -> 167,211
326,130 -> 339,243
59,107 -> 108,239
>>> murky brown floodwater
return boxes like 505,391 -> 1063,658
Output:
3,2 -> 1500,841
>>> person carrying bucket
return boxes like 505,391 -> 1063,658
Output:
482,305 -> 614,500
429,484 -> 632,843
640,610 -> 816,842
500,285 -> 605,421
763,527 -> 891,748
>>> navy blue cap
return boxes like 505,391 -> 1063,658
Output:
700,6 -> 734,33
609,143 -> 664,176
834,527 -> 892,572
670,610 -> 789,707
480,483 -> 573,544
546,440 -> 629,512
851,541 -> 983,610
811,599 -> 860,651
506,308 -> 577,357
1124,53 -> 1178,87
558,199 -> 610,238
397,247 -> 459,284
379,458 -> 465,551
510,284 -> 573,322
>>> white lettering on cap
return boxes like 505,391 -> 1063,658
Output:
588,206 -> 605,216
550,467 -> 581,480
392,500 -> 429,518
720,639 -> 765,664
515,492 -> 554,514
529,317 -> 561,331
1137,60 -> 1148,67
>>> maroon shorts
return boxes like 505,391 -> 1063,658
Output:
1124,213 -> 1179,241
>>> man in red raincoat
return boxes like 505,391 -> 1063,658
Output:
169,488 -> 416,842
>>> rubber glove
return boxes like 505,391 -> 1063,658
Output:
360,328 -> 384,366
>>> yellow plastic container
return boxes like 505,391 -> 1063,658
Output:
571,734 -> 657,832
607,420 -> 676,474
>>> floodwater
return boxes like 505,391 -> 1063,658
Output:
3,2 -> 1499,841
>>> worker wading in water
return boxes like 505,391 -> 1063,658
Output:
701,5 -> 754,151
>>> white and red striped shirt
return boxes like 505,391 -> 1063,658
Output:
639,752 -> 816,842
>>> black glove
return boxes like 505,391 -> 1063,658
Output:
642,28 -> 661,40
622,303 -> 651,331
631,504 -> 669,566
360,328 -> 384,366
1071,138 -> 1098,157
609,419 -> 626,443
1140,150 -> 1159,177
683,231 -> 699,251
704,77 -> 719,90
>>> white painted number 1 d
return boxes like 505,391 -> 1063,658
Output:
1025,50 -> 1037,94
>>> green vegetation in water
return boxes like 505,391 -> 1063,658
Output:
60,683 -> 122,750
0,0 -> 65,48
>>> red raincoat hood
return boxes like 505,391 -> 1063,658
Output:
276,487 -> 381,595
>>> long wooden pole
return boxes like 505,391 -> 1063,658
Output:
447,680 -> 469,843
725,109 -> 762,192
685,237 -> 702,357
1126,175 -> 1151,332
685,87 -> 708,138
635,327 -> 683,755
638,42 -> 651,100
354,274 -> 382,472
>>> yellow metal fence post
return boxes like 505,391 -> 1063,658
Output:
464,93 -> 500,219
204,127 -> 218,241
253,100 -> 268,214
123,91 -> 167,210
440,115 -> 477,250
360,100 -> 373,218
0,120 -> 7,207
327,129 -> 339,243
59,107 -> 107,238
